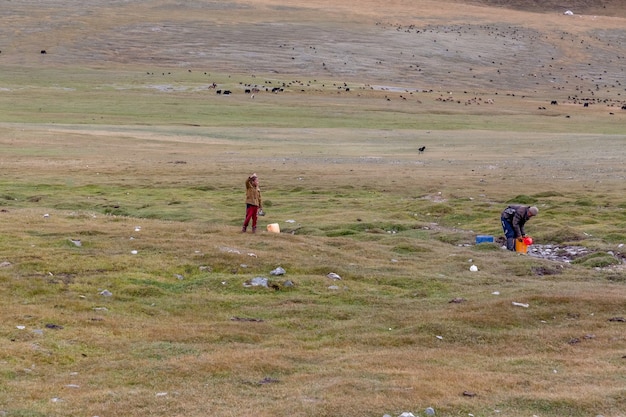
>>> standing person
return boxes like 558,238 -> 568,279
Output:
242,173 -> 263,233
501,205 -> 538,251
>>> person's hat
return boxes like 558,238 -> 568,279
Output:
528,206 -> 539,216
250,173 -> 258,179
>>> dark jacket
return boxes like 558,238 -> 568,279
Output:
501,205 -> 531,238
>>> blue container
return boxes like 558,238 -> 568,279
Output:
476,235 -> 494,244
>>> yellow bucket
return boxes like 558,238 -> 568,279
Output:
267,223 -> 280,233
515,239 -> 528,254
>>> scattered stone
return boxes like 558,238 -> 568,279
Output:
469,264 -> 478,272
174,274 -> 184,280
0,261 -> 11,268
608,317 -> 625,322
449,297 -> 466,303
270,267 -> 286,276
528,244 -> 589,263
425,408 -> 435,416
220,246 -> 241,254
327,272 -> 342,280
45,323 -> 63,330
283,280 -> 295,287
569,337 -> 581,345
463,390 -> 476,397
244,277 -> 269,287
99,290 -> 112,297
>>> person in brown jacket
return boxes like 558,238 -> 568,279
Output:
242,173 -> 263,233
501,205 -> 538,251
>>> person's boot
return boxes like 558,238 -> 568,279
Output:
242,226 -> 247,233
252,227 -> 256,234
506,237 -> 516,251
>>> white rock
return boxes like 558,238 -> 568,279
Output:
270,267 -> 286,276
327,272 -> 342,280
469,264 -> 478,272
244,277 -> 269,288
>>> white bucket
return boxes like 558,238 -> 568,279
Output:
267,223 -> 280,233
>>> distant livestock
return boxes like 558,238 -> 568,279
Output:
40,50 -> 47,54
418,146 -> 426,153
551,100 -> 558,105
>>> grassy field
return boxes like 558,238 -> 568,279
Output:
1,1 -> 625,416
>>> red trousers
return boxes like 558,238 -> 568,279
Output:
243,204 -> 258,229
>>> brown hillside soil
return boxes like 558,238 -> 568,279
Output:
2,0 -> 625,104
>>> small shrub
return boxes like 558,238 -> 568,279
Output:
574,198 -> 594,206
473,242 -> 500,251
506,195 -> 536,204
572,252 -> 620,268
603,232 -> 626,243
392,243 -> 432,254
326,229 -> 357,237
532,191 -> 563,198
550,226 -> 585,243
